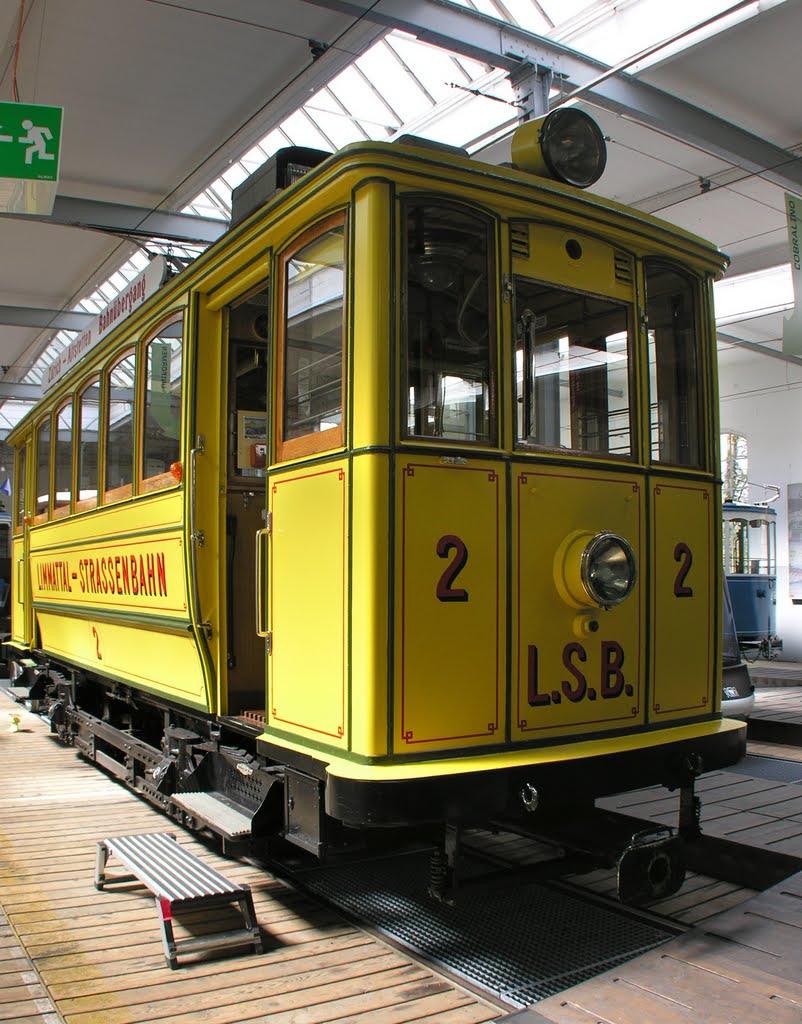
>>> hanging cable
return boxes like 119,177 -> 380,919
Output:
12,0 -> 26,103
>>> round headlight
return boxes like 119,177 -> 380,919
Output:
581,532 -> 637,607
511,108 -> 607,188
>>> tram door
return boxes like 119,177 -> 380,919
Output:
223,286 -> 270,715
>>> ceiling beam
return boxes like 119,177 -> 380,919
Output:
307,0 -> 802,194
0,197 -> 227,245
0,381 -> 42,400
0,306 -> 95,332
717,330 -> 802,367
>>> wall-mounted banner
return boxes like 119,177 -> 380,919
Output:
43,256 -> 168,393
783,192 -> 802,357
0,101 -> 63,215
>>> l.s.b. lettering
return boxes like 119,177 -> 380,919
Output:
527,640 -> 634,707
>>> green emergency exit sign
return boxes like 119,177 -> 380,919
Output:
0,101 -> 62,181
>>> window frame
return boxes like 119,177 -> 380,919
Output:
644,258 -> 706,471
276,211 -> 347,463
33,413 -> 52,524
52,398 -> 74,520
401,196 -> 498,447
140,313 -> 184,495
13,441 -> 27,536
512,274 -> 635,461
75,375 -> 101,514
102,346 -> 137,505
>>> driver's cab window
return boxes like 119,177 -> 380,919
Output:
277,215 -> 346,462
513,280 -> 632,457
403,201 -> 496,444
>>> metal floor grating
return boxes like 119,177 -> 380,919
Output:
723,754 -> 802,784
293,850 -> 675,1007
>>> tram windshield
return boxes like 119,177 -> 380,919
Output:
513,279 -> 632,456
724,513 -> 776,575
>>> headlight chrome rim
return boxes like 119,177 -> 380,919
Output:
580,531 -> 637,608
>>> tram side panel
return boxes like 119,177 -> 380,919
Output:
267,459 -> 351,750
27,491 -> 209,708
394,456 -> 504,753
650,481 -> 718,718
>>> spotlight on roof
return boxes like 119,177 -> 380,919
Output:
511,108 -> 607,188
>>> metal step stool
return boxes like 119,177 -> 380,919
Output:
95,832 -> 263,968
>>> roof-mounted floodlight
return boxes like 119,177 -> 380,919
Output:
511,108 -> 607,188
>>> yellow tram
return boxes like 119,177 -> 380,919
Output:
5,110 -> 745,901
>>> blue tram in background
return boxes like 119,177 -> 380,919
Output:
722,501 -> 782,659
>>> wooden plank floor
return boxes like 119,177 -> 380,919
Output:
748,661 -> 802,688
747,685 -> 802,745
523,722 -> 802,1024
600,769 -> 802,857
527,866 -> 802,1024
0,690 -> 500,1024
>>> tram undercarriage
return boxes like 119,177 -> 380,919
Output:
5,653 -> 740,908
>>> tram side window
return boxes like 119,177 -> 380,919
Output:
278,217 -> 345,461
142,316 -> 183,491
77,378 -> 100,511
645,261 -> 703,468
104,350 -> 136,502
513,278 -> 632,456
35,416 -> 51,522
14,443 -> 26,534
53,401 -> 73,518
403,202 -> 496,443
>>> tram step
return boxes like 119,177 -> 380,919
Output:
171,791 -> 253,840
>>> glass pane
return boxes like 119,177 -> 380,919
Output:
646,262 -> 703,467
78,378 -> 100,504
283,226 -> 344,443
721,431 -> 748,502
143,318 -> 183,482
105,351 -> 136,495
747,518 -> 774,574
36,418 -> 51,518
404,203 -> 495,443
229,285 -> 269,480
514,279 -> 631,456
724,517 -> 747,574
54,402 -> 72,511
15,445 -> 26,530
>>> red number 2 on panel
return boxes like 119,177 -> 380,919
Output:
436,534 -> 469,602
674,542 -> 693,598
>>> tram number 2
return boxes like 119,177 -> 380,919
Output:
436,535 -> 469,602
527,641 -> 634,707
674,542 -> 693,598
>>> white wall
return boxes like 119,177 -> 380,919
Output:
718,344 -> 802,659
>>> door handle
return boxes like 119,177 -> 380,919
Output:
255,527 -> 269,638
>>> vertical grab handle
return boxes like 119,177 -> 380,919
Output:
189,435 -> 205,549
188,436 -> 207,638
16,558 -> 24,604
255,527 -> 270,638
